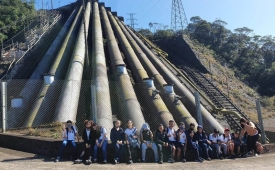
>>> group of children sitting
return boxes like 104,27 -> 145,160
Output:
54,118 -> 264,164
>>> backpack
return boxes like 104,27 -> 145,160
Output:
66,126 -> 76,140
128,127 -> 140,148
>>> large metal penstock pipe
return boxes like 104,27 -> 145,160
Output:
116,18 -> 197,129
54,1 -> 91,123
108,11 -> 178,129
100,5 -> 144,130
91,1 -> 113,138
124,26 -> 224,133
24,6 -> 83,127
7,9 -> 77,128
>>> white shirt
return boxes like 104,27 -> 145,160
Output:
209,134 -> 220,143
99,127 -> 108,140
167,127 -> 176,141
219,134 -> 231,143
179,131 -> 186,143
86,129 -> 90,140
125,127 -> 137,138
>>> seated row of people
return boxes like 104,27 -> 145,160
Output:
55,118 -> 263,164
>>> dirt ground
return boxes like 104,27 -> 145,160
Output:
0,147 -> 275,170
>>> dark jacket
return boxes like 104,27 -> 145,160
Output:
194,131 -> 208,145
82,128 -> 100,144
110,127 -> 124,144
231,133 -> 241,146
154,129 -> 169,144
186,135 -> 197,149
82,128 -> 91,144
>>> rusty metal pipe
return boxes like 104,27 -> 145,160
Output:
124,25 -> 224,133
107,11 -> 178,129
91,1 -> 113,138
54,1 -> 91,123
116,18 -> 197,129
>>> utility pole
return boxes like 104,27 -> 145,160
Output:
171,0 -> 188,31
127,13 -> 138,29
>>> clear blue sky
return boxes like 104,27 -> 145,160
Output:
36,0 -> 275,36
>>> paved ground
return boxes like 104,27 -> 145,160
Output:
0,147 -> 275,170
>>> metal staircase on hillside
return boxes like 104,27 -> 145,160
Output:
6,19 -> 66,110
180,66 -> 263,134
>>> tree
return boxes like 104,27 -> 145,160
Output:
137,29 -> 154,40
0,0 -> 36,42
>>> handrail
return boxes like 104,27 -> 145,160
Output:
0,13 -> 62,81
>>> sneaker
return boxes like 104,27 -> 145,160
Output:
103,159 -> 107,164
114,158 -> 118,164
159,160 -> 163,164
195,158 -> 202,162
246,152 -> 253,157
93,159 -> 97,163
74,159 -> 82,164
206,157 -> 211,161
241,154 -> 247,158
182,159 -> 186,163
141,160 -> 146,163
55,158 -> 60,163
219,156 -> 224,160
255,153 -> 259,157
128,160 -> 133,164
199,157 -> 204,162
85,159 -> 92,165
168,158 -> 175,163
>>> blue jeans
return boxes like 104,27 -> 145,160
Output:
57,140 -> 77,159
112,143 -> 125,161
94,140 -> 108,160
199,143 -> 212,158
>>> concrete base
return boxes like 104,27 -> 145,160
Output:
0,133 -> 274,163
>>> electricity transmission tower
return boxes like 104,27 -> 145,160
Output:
171,0 -> 188,31
127,13 -> 138,29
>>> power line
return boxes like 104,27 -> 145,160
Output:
127,13 -> 138,29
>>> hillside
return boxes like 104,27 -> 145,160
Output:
153,34 -> 275,133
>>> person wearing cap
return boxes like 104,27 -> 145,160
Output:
140,123 -> 158,162
231,131 -> 242,157
165,120 -> 177,161
219,128 -> 234,158
194,125 -> 212,161
209,129 -> 222,159
176,122 -> 187,162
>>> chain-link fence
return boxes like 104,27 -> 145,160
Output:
0,75 -> 266,144
0,79 -> 229,139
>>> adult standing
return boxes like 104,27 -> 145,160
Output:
239,118 -> 259,156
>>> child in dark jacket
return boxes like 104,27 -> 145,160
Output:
154,124 -> 175,164
110,120 -> 125,164
194,125 -> 212,160
75,120 -> 94,164
231,131 -> 241,157
186,130 -> 204,162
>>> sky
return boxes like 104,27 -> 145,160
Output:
36,0 -> 275,36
